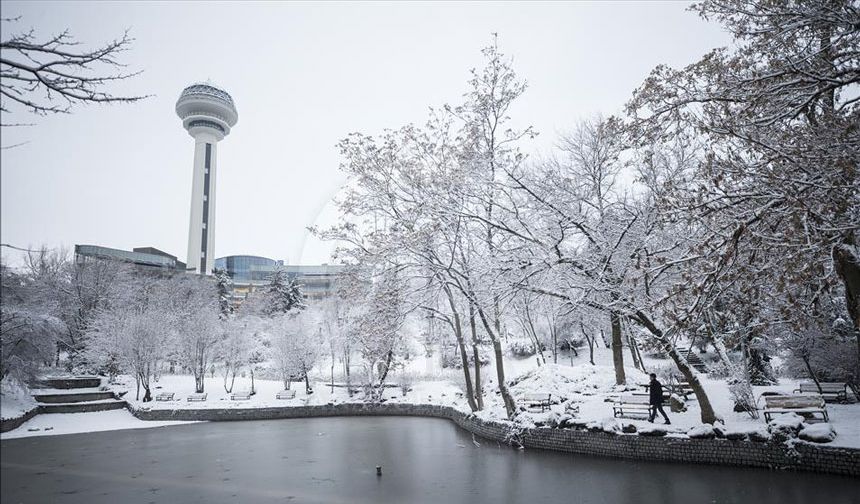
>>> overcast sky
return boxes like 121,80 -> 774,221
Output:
0,1 -> 729,267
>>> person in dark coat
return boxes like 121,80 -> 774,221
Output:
648,373 -> 671,424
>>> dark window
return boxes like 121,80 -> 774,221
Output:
188,120 -> 226,134
200,142 -> 212,269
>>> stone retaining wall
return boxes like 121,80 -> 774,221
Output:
39,401 -> 127,414
0,408 -> 39,433
128,403 -> 859,477
32,392 -> 116,404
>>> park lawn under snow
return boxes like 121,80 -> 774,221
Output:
469,348 -> 860,449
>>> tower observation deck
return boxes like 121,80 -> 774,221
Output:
176,83 -> 238,274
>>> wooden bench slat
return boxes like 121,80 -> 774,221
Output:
763,394 -> 828,422
613,393 -> 654,418
793,382 -> 849,403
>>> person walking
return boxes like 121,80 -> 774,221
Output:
648,373 -> 671,424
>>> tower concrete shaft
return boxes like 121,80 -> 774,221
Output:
185,131 -> 220,274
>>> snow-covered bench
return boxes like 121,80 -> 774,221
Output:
230,390 -> 251,401
524,393 -> 552,412
186,393 -> 207,402
612,393 -> 652,418
276,390 -> 296,400
155,392 -> 175,401
763,394 -> 828,423
793,382 -> 850,403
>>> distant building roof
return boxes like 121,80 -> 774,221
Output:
75,244 -> 181,269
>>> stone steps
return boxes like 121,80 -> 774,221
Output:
677,349 -> 709,373
37,377 -> 102,389
28,375 -> 127,415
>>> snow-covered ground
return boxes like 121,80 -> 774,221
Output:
4,346 -> 859,449
1,409 -> 197,440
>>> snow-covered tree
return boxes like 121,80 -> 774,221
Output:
220,314 -> 269,394
261,269 -> 306,316
213,268 -> 234,319
627,0 -> 860,371
269,312 -> 321,393
85,274 -> 173,401
0,262 -> 65,381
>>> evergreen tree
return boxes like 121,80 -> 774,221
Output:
264,269 -> 306,316
213,268 -> 234,319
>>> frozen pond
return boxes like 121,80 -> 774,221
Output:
1,416 -> 857,503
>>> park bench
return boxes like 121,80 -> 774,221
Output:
276,389 -> 296,400
186,392 -> 207,402
524,393 -> 552,412
612,393 -> 652,418
230,390 -> 251,401
155,392 -> 175,401
793,382 -> 850,404
763,394 -> 828,423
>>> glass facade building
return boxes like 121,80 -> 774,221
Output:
214,255 -> 281,284
214,255 -> 344,301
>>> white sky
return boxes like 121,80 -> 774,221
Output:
0,1 -> 729,267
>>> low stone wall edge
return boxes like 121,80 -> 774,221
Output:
125,402 -> 859,477
0,407 -> 40,433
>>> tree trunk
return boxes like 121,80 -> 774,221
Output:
523,303 -> 546,364
224,367 -> 235,393
140,369 -> 152,402
195,370 -> 205,394
304,365 -> 312,394
345,349 -> 352,397
469,304 -> 484,410
588,338 -> 595,366
610,309 -> 626,385
445,286 -> 478,411
474,301 -> 516,418
330,352 -> 336,394
802,356 -> 823,394
634,311 -> 718,424
627,333 -> 642,371
832,244 -> 860,360
250,368 -> 256,395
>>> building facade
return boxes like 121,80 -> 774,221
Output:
214,255 -> 344,302
74,244 -> 186,271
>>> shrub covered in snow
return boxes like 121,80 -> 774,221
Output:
0,377 -> 38,420
768,413 -> 804,441
637,425 -> 668,437
798,423 -> 837,443
687,424 -> 717,439
508,339 -> 537,357
439,345 -> 490,369
586,417 -> 621,434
